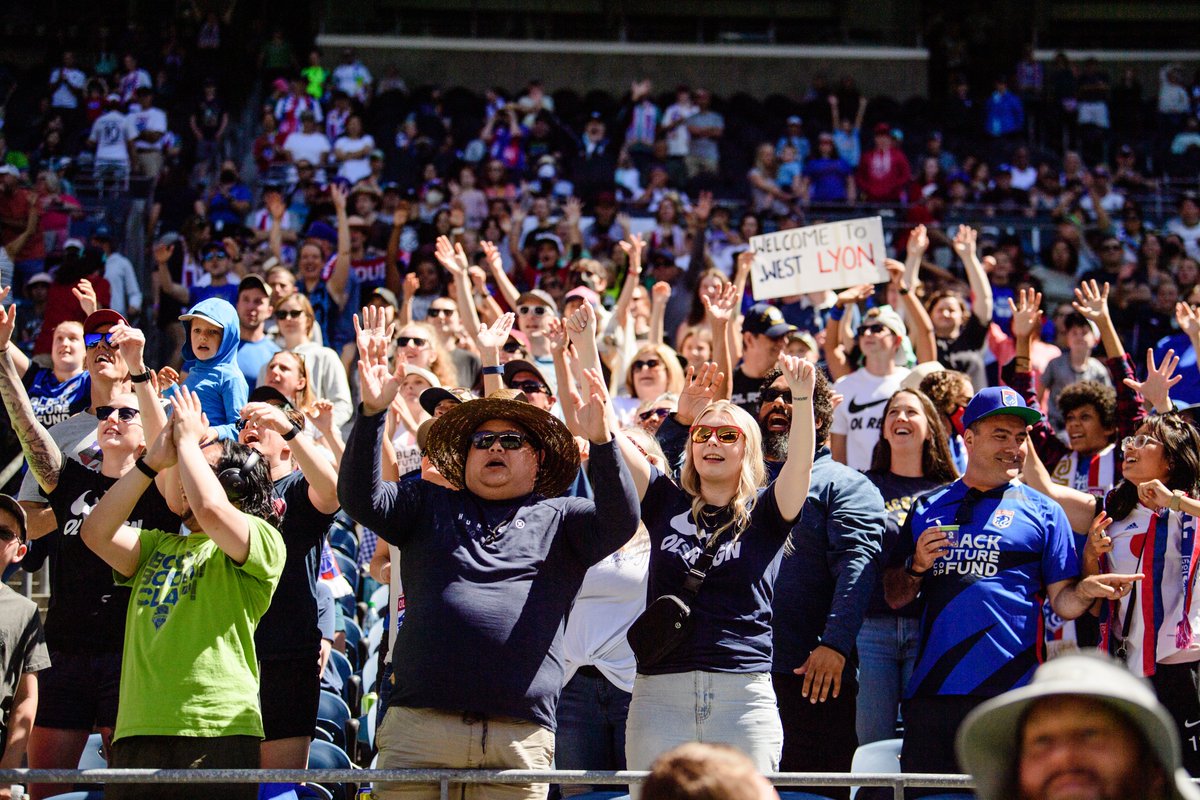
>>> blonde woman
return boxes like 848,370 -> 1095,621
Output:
607,357 -> 816,783
613,342 -> 685,425
264,292 -> 353,428
394,320 -> 457,388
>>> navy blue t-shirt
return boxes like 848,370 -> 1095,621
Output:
256,469 -> 336,659
640,469 -> 795,675
864,470 -> 947,618
889,479 -> 1078,700
23,366 -> 90,428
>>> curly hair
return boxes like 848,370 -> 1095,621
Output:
1057,381 -> 1116,430
214,439 -> 281,527
1106,414 -> 1200,521
758,366 -> 833,446
919,369 -> 973,418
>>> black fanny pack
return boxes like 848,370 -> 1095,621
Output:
627,530 -> 723,669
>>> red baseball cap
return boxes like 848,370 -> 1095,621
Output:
84,309 -> 128,334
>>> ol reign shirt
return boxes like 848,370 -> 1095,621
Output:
889,479 -> 1078,699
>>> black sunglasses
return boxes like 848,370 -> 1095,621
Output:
632,359 -> 661,371
859,324 -> 887,336
84,332 -> 115,348
275,309 -> 305,320
427,308 -> 456,318
470,431 -> 529,450
396,336 -> 429,348
502,341 -> 524,353
639,407 -> 671,422
96,406 -> 139,422
511,380 -> 547,395
760,388 -> 793,405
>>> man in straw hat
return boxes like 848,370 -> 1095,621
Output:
957,652 -> 1200,800
339,306 -> 639,800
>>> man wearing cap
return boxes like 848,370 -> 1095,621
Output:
958,653 -> 1200,800
340,308 -> 639,800
235,275 -> 280,391
159,240 -> 238,310
731,302 -> 795,416
89,225 -> 140,320
511,289 -> 560,396
828,305 -> 910,470
237,386 -> 339,770
503,359 -> 557,416
883,387 -> 1143,793
856,124 -> 911,203
0,494 -> 50,778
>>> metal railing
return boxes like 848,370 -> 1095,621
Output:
0,768 -> 975,800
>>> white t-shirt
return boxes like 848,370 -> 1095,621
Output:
49,67 -> 86,108
1010,165 -> 1038,191
334,134 -> 375,184
830,367 -> 910,471
283,131 -> 332,166
1167,217 -> 1200,260
125,107 -> 168,151
332,63 -> 372,100
662,102 -> 698,157
90,111 -> 130,164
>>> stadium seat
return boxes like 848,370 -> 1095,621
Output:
325,649 -> 361,711
850,739 -> 902,799
333,551 -> 359,593
366,616 -> 385,655
307,739 -> 355,800
77,732 -> 106,769
361,652 -> 379,696
778,793 -> 836,800
328,524 -> 358,561
366,587 -> 389,625
343,617 -> 364,668
44,794 -> 103,800
318,689 -> 354,746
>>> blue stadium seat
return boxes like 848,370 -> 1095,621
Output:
333,551 -> 359,594
328,524 -> 358,561
317,689 -> 354,748
77,732 -> 106,769
325,649 -> 360,711
778,793 -> 836,800
342,618 -> 364,669
850,739 -> 902,799
307,739 -> 355,800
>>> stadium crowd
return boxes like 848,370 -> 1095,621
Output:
2,16 -> 1200,800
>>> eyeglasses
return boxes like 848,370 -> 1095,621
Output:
639,408 -> 671,422
760,388 -> 793,405
427,307 -> 456,318
518,305 -> 550,317
396,336 -> 429,348
502,340 -> 525,353
859,324 -> 888,336
511,380 -> 548,395
96,406 -> 139,423
0,527 -> 19,543
471,431 -> 529,450
689,424 -> 745,444
276,309 -> 305,320
632,359 -> 661,371
84,332 -> 115,348
1121,434 -> 1162,452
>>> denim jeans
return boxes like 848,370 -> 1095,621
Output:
555,667 -> 631,795
626,671 -> 782,799
855,615 -> 921,745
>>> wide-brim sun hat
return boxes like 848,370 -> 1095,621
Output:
426,396 -> 580,498
957,653 -> 1200,800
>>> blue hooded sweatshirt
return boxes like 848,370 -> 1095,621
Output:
171,297 -> 248,440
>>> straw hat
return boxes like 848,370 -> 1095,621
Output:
426,395 -> 580,498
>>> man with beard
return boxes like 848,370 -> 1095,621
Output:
762,366 -> 886,797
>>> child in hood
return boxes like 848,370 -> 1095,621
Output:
171,297 -> 248,440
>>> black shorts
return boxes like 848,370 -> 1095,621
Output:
109,734 -> 259,800
260,653 -> 321,741
36,650 -> 121,730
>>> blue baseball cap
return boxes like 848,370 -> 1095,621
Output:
961,386 -> 1042,430
743,303 -> 797,339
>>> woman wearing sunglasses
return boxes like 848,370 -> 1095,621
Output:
266,293 -> 353,429
613,343 -> 684,426
614,354 -> 817,785
393,321 -> 456,387
634,393 -> 677,434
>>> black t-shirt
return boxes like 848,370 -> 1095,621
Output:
255,469 -> 335,659
195,98 -> 225,140
730,367 -> 767,416
935,313 -> 988,392
43,459 -> 180,653
862,471 -> 947,618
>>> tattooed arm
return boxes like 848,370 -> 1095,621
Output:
0,305 -> 62,494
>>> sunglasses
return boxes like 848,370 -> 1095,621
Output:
276,309 -> 306,320
427,307 -> 456,318
0,527 -> 19,543
689,424 -> 745,444
396,336 -> 429,348
471,431 -> 529,450
760,388 -> 793,405
1121,434 -> 1161,452
204,251 -> 227,261
632,359 -> 661,371
859,324 -> 888,336
639,408 -> 671,422
84,332 -> 115,348
96,406 -> 139,422
511,380 -> 548,395
518,305 -> 550,317
502,341 -> 525,353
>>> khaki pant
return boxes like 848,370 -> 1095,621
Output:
374,705 -> 554,800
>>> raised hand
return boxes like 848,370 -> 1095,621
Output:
480,240 -> 504,274
402,271 -> 419,299
358,354 -> 404,417
73,278 -> 98,317
265,192 -> 286,221
651,281 -> 672,306
835,283 -> 874,309
951,224 -> 977,260
153,241 -> 176,266
1124,349 -> 1182,411
240,401 -> 294,435
1072,279 -> 1111,321
169,389 -> 210,445
307,398 -> 336,436
693,190 -> 713,224
618,233 -> 646,277
1176,302 -> 1200,339
906,224 -> 929,260
107,323 -> 146,372
1086,511 -> 1114,557
735,250 -> 754,281
885,257 -> 905,287
142,412 -> 178,472
392,201 -> 410,228
477,312 -> 515,351
676,362 -> 725,425
434,235 -> 467,280
468,266 -> 488,292
564,301 -> 598,343
702,283 -> 739,324
0,296 -> 16,351
543,315 -> 566,351
1007,287 -> 1044,339
563,196 -> 582,227
573,367 -> 613,444
778,353 -> 816,400
354,305 -> 395,368
330,182 -> 347,213
154,366 -> 180,396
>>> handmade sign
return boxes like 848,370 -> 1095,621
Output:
749,216 -> 888,299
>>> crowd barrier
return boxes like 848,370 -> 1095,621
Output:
0,768 -> 976,800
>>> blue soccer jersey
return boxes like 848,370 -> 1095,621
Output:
890,480 -> 1079,699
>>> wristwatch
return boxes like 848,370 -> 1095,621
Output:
1171,490 -> 1186,512
130,369 -> 152,384
904,555 -> 927,579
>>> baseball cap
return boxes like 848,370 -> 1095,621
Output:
403,364 -> 440,389
958,653 -> 1200,800
506,330 -> 531,351
503,359 -> 551,389
25,272 -> 52,288
533,233 -> 564,253
201,241 -> 228,257
0,494 -> 27,542
84,309 -> 128,334
857,306 -> 907,339
91,223 -> 113,240
961,386 -> 1041,429
0,165 -> 20,177
238,274 -> 272,298
247,385 -> 293,409
63,238 -> 85,253
419,386 -> 476,417
371,287 -> 400,309
515,290 -> 558,315
743,303 -> 797,339
563,286 -> 601,309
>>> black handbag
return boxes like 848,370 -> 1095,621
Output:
627,530 -> 724,669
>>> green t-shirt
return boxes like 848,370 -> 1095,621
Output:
113,514 -> 285,740
301,66 -> 328,100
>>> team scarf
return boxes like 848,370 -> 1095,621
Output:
1050,444 -> 1118,497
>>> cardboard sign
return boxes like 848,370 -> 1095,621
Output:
749,216 -> 889,299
